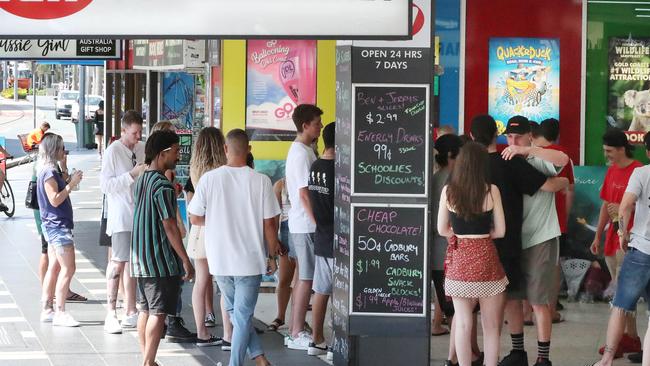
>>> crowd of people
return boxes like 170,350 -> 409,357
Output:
432,114 -> 650,366
30,106 -> 336,366
26,103 -> 650,366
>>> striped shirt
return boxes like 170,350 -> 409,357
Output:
131,170 -> 182,278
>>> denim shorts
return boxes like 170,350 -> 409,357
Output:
42,225 -> 74,248
279,221 -> 296,258
612,247 -> 650,312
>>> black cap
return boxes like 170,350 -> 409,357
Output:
505,115 -> 531,134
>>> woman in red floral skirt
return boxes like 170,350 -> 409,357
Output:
437,142 -> 508,366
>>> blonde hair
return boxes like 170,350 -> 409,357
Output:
151,120 -> 175,133
38,133 -> 64,169
190,127 -> 227,184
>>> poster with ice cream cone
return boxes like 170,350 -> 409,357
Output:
246,40 -> 317,141
488,38 -> 560,142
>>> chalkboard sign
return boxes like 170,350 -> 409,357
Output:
350,204 -> 427,316
352,84 -> 429,196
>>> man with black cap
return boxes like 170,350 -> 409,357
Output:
500,115 -> 569,366
590,128 -> 643,362
470,115 -> 569,366
587,131 -> 650,366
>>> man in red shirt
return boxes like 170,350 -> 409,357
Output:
531,118 -> 574,323
591,128 -> 643,359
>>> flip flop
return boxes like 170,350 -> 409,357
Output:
66,292 -> 88,302
432,329 -> 450,336
266,318 -> 284,331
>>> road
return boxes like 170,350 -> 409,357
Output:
0,95 -> 82,160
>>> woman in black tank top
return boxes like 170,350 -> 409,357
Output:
437,142 -> 508,366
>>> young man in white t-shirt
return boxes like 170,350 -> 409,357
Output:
100,110 -> 147,334
285,104 -> 323,350
188,129 -> 282,366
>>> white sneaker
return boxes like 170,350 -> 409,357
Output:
284,334 -> 292,347
40,309 -> 54,323
308,341 -> 329,356
52,312 -> 80,327
287,331 -> 312,350
327,350 -> 334,361
104,313 -> 122,334
121,312 -> 138,328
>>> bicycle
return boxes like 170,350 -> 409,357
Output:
0,157 -> 15,218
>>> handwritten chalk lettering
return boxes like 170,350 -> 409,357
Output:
356,258 -> 381,275
405,100 -> 426,116
387,277 -> 414,288
356,208 -> 398,223
399,146 -> 416,154
373,144 -> 392,161
390,287 -> 422,297
368,221 -> 423,237
374,174 -> 424,187
365,111 -> 398,124
396,128 -> 424,145
390,253 -> 410,262
357,236 -> 380,252
383,241 -> 419,256
357,130 -> 394,144
357,162 -> 412,174
385,267 -> 423,279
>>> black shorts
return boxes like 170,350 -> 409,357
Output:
499,255 -> 526,300
136,276 -> 181,316
41,234 -> 48,254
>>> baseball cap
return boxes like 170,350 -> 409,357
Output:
505,115 -> 531,135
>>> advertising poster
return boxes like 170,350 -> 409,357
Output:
162,72 -> 195,130
565,166 -> 607,260
607,37 -> 650,144
488,38 -> 560,141
246,40 -> 317,141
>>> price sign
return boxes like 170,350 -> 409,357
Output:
350,204 -> 427,316
352,84 -> 429,196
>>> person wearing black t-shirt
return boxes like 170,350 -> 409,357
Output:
470,115 -> 569,366
306,122 -> 335,358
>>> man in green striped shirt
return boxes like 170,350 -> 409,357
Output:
131,130 -> 194,366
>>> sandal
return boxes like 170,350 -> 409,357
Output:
266,318 -> 284,331
66,292 -> 88,302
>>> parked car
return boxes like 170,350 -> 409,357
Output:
55,90 -> 79,119
71,95 -> 103,123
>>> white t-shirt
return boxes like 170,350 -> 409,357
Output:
100,140 -> 145,235
522,156 -> 561,249
187,166 -> 281,276
285,141 -> 317,233
625,165 -> 650,255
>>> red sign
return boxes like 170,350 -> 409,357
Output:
0,0 -> 92,20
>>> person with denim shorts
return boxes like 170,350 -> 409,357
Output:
285,104 -> 323,349
188,129 -> 281,366
588,131 -> 650,366
37,133 -> 83,328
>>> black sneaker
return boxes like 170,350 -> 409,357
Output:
629,351 -> 643,364
221,340 -> 231,351
532,358 -> 551,366
444,361 -> 458,366
196,335 -> 222,347
308,342 -> 329,356
166,316 -> 197,343
499,350 -> 529,366
473,352 -> 484,366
